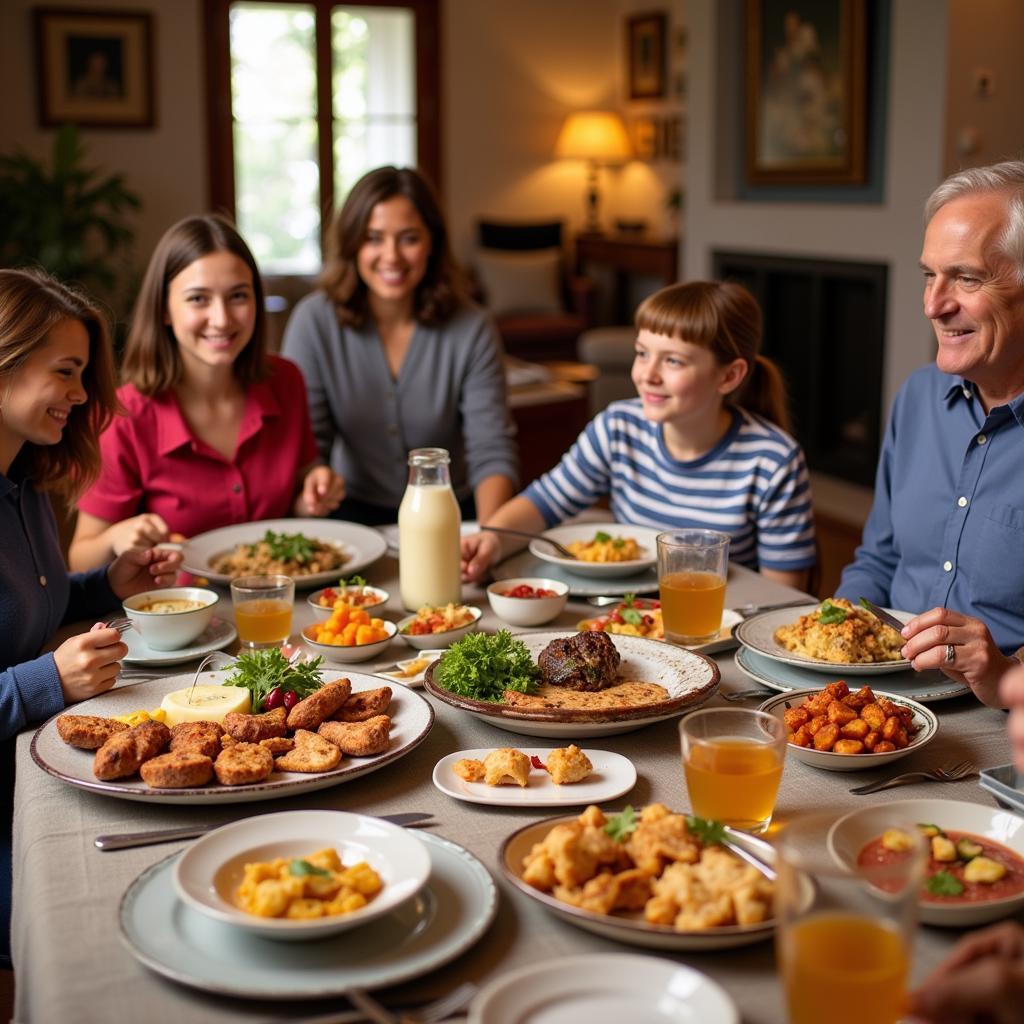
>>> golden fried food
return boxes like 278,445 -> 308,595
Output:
774,598 -> 904,664
318,714 -> 391,756
93,720 -> 171,780
56,714 -> 128,749
287,680 -> 352,731
453,758 -> 486,782
223,706 -> 287,743
546,744 -> 593,785
260,736 -> 295,755
139,751 -> 215,788
275,729 -> 343,773
522,804 -> 631,890
214,742 -> 275,785
169,720 -> 223,758
333,686 -> 392,722
566,534 -> 641,562
484,748 -> 530,787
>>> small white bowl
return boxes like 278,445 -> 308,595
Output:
758,688 -> 938,772
301,619 -> 398,663
122,587 -> 218,651
486,578 -> 569,627
397,606 -> 483,649
174,809 -> 431,941
828,799 -> 1024,927
307,585 -> 390,621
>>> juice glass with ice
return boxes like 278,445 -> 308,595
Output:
679,707 -> 786,833
230,574 -> 295,648
656,529 -> 729,644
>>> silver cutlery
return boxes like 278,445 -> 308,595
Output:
721,826 -> 777,881
848,760 -> 978,796
481,525 -> 578,559
858,597 -> 908,635
95,811 -> 433,851
105,617 -> 135,635
721,688 -> 775,702
282,981 -> 479,1024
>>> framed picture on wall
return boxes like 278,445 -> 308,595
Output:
34,8 -> 155,128
627,12 -> 667,100
745,0 -> 867,185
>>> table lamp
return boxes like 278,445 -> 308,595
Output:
555,110 -> 632,234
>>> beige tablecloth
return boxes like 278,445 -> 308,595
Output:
12,558 -> 1018,1023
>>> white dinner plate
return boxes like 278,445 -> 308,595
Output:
122,615 -> 237,666
120,831 -> 497,999
734,603 -> 913,675
182,518 -> 388,588
468,953 -> 738,1023
425,631 -> 720,739
492,550 -> 658,596
30,670 -> 433,805
375,650 -> 445,689
734,645 -> 970,703
432,747 -> 637,807
528,523 -> 661,579
378,521 -> 479,554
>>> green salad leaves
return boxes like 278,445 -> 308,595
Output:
248,529 -> 316,565
223,648 -> 324,708
433,630 -> 539,702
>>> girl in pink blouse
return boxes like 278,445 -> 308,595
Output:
69,215 -> 344,569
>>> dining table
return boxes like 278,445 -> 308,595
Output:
10,552 -> 1018,1024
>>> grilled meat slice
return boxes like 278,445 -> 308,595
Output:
537,631 -> 621,692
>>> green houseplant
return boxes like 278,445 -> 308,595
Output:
0,123 -> 140,309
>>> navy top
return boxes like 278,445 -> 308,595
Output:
837,364 -> 1024,654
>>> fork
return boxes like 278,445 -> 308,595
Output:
849,760 -> 978,795
481,525 -> 577,559
105,617 -> 135,635
285,982 -> 479,1024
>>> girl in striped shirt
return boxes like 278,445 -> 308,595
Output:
460,280 -> 816,589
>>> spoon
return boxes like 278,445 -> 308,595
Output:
480,525 -> 577,559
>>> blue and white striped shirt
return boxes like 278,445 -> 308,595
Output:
523,399 -> 816,571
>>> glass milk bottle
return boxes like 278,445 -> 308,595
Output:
398,447 -> 462,609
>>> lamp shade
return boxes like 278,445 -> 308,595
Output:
555,111 -> 632,163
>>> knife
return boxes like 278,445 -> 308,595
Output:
858,597 -> 909,635
95,811 -> 433,851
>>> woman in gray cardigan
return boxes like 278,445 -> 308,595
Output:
282,166 -> 518,526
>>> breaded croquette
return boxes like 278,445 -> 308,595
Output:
169,720 -> 223,758
56,714 -> 128,749
259,736 -> 295,755
223,706 -> 287,743
214,742 -> 274,785
139,751 -> 215,788
484,748 -> 531,787
275,729 -> 343,773
546,744 -> 593,785
93,719 -> 171,780
333,686 -> 392,722
318,714 -> 391,756
287,680 -> 352,731
453,758 -> 486,782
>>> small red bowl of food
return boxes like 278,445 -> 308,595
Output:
308,582 -> 389,620
486,578 -> 569,627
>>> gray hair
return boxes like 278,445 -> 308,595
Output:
925,160 -> 1024,284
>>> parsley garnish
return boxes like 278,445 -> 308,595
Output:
289,858 -> 330,878
621,608 -> 643,626
927,871 -> 964,897
339,574 -> 367,588
223,648 -> 324,707
686,815 -> 728,846
248,529 -> 316,564
612,537 -> 625,549
818,599 -> 849,625
604,805 -> 639,842
594,531 -> 612,543
434,630 -> 539,702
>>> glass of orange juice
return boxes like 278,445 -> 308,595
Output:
230,574 -> 295,648
656,529 -> 729,644
680,707 -> 786,833
776,812 -> 926,1024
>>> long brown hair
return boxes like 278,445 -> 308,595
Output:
0,268 -> 119,498
635,280 -> 791,432
122,214 -> 268,395
319,166 -> 466,328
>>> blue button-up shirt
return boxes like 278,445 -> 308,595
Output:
837,363 -> 1024,654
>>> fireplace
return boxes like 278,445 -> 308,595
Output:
712,251 -> 888,487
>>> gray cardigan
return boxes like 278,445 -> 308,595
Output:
282,292 -> 518,508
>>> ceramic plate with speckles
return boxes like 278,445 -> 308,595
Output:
31,669 -> 433,805
425,631 -> 720,738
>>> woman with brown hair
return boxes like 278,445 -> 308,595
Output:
282,165 -> 517,525
461,280 -> 816,588
69,214 -> 343,568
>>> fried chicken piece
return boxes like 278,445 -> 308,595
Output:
214,742 -> 274,785
555,868 -> 651,915
260,736 -> 295,755
139,751 -> 215,788
626,803 -> 700,875
318,714 -> 391,756
274,729 -> 342,773
169,720 -> 223,758
333,686 -> 392,722
56,714 -> 128,749
287,680 -> 352,731
546,744 -> 593,785
453,758 -> 485,782
93,720 -> 171,780
223,706 -> 287,743
521,806 -> 631,891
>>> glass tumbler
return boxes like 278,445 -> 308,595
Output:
231,574 -> 294,648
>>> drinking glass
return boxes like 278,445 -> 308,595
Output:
680,707 -> 786,833
776,811 -> 927,1024
230,574 -> 295,648
657,529 -> 729,644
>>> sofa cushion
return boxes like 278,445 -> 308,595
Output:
476,247 -> 563,316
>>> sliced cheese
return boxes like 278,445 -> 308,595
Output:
160,684 -> 251,726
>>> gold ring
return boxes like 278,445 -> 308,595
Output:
944,643 -> 956,665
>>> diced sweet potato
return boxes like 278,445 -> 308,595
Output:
861,703 -> 886,730
824,681 -> 850,701
805,715 -> 828,736
844,686 -> 875,711
873,741 -> 897,754
790,726 -> 812,747
804,693 -> 834,717
827,702 -> 858,726
813,723 -> 840,751
840,718 -> 870,740
863,730 -> 881,751
877,698 -> 902,719
783,707 -> 810,731
833,739 -> 865,755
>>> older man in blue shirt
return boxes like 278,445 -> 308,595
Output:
838,160 -> 1024,708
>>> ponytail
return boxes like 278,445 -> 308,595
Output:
736,353 -> 790,433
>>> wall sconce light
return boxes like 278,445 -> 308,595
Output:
555,110 -> 632,234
